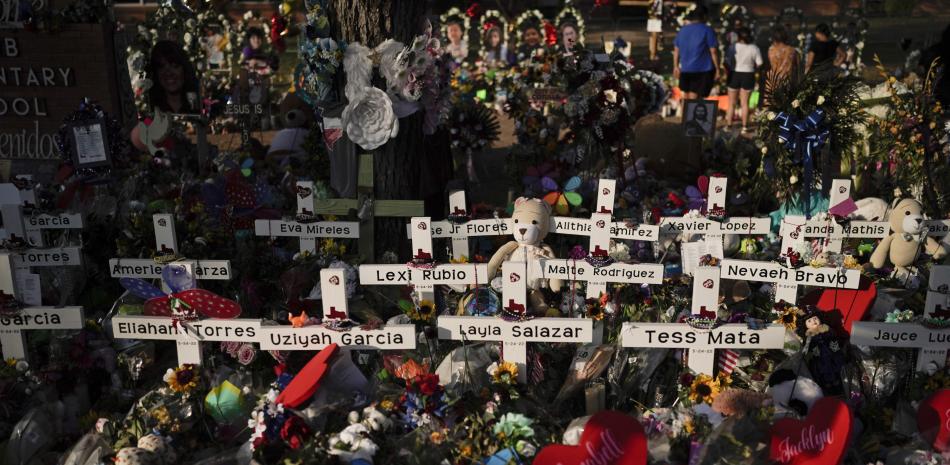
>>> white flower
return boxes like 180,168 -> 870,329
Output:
816,95 -> 826,105
243,11 -> 253,20
766,111 -> 776,120
856,41 -> 865,50
761,146 -> 768,155
15,360 -> 28,372
183,33 -> 193,45
342,87 -> 399,150
608,240 -> 631,262
603,89 -> 618,104
791,99 -> 800,108
789,175 -> 799,185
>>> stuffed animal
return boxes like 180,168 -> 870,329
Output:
131,109 -> 172,156
487,197 -> 563,314
767,368 -> 823,419
870,198 -> 948,274
268,92 -> 315,158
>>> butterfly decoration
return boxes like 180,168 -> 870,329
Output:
542,176 -> 583,215
522,162 -> 560,196
120,264 -> 241,320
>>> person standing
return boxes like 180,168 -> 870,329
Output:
725,28 -> 762,133
767,26 -> 800,84
673,7 -> 720,100
805,23 -> 845,73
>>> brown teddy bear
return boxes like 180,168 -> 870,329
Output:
870,198 -> 948,275
268,92 -> 316,158
487,197 -> 563,315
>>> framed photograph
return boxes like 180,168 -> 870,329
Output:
67,118 -> 112,168
682,99 -> 717,138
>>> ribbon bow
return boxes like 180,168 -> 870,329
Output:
773,109 -> 830,217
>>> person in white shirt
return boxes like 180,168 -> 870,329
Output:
725,27 -> 762,132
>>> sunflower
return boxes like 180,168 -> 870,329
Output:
773,304 -> 802,331
689,374 -> 721,404
163,364 -> 200,393
491,361 -> 519,384
585,298 -> 605,321
415,300 -> 436,321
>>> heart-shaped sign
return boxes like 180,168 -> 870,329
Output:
534,410 -> 646,465
917,388 -> 950,452
770,397 -> 851,465
801,276 -> 876,333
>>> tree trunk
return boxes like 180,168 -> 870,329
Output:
327,0 -> 449,261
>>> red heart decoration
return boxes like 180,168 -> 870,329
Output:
801,275 -> 876,334
275,343 -> 338,408
143,289 -> 242,319
697,175 -> 709,197
769,397 -> 852,465
534,410 -> 646,465
917,388 -> 950,452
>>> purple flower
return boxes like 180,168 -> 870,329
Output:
569,245 -> 588,260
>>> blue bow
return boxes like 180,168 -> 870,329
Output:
773,109 -> 830,217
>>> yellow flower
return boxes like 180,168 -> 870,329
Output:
492,361 -> 519,384
450,255 -> 470,264
415,300 -> 436,321
430,431 -> 445,444
459,443 -> 474,458
684,419 -> 695,434
689,374 -> 722,404
842,255 -> 861,270
164,364 -> 200,393
380,399 -> 395,411
774,305 -> 802,331
5,358 -> 16,367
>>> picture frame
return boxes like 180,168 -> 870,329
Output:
682,99 -> 717,138
67,117 -> 112,169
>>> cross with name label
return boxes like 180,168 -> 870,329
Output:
110,261 -> 262,365
851,321 -> 950,372
719,258 -> 861,304
313,153 -> 425,262
547,178 -> 661,243
109,214 -> 233,284
926,266 -> 950,317
259,268 -> 416,352
437,261 -> 593,382
405,190 -> 512,262
778,179 -> 891,256
360,217 -> 489,304
657,176 -> 771,252
254,181 -> 360,254
0,253 -> 85,360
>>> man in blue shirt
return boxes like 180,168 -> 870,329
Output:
673,7 -> 720,100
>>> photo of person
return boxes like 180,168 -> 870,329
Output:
242,27 -> 278,75
515,10 -> 546,61
682,99 -> 717,137
147,40 -> 201,114
481,21 -> 512,69
202,25 -> 227,71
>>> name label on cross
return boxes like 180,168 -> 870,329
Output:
659,217 -> 770,235
720,259 -> 860,288
422,219 -> 511,238
533,260 -> 664,284
437,315 -> 593,342
621,323 -> 785,348
259,326 -> 416,350
111,316 -> 260,342
108,259 -> 232,280
0,307 -> 84,330
797,220 -> 890,239
254,220 -> 359,238
25,213 -> 84,229
851,322 -> 950,348
550,217 -> 660,241
12,247 -> 82,266
359,264 -> 488,285
927,220 -> 950,237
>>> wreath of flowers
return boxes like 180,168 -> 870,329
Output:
440,7 -> 470,38
480,9 -> 508,43
555,2 -> 586,46
831,8 -> 870,73
127,5 -> 234,112
295,0 -> 343,106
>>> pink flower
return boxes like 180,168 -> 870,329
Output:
237,344 -> 256,365
221,341 -> 241,356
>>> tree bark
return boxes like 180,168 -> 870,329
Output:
327,0 -> 448,261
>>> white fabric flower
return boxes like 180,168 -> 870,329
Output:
342,87 -> 399,150
816,95 -> 826,105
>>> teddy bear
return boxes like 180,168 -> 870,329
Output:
130,109 -> 172,156
268,91 -> 316,158
487,197 -> 563,315
870,198 -> 948,275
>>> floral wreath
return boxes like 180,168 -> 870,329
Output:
674,3 -> 696,30
768,6 -> 807,52
831,8 -> 869,72
514,9 -> 545,44
127,6 -> 234,112
295,0 -> 343,106
555,2 -> 586,46
440,7 -> 470,38
480,9 -> 508,44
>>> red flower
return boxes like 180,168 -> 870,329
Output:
280,415 -> 312,450
543,21 -> 557,46
412,374 -> 441,396
466,3 -> 480,17
680,372 -> 695,387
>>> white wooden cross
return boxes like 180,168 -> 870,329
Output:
548,178 -> 660,243
658,176 -> 770,252
255,181 -> 360,254
361,217 -> 490,303
406,190 -> 512,262
111,314 -> 262,366
851,321 -> 950,372
620,321 -> 786,375
259,268 -> 415,351
109,214 -> 233,284
779,180 -> 890,255
0,253 -> 85,360
437,261 -> 593,382
719,258 -> 861,304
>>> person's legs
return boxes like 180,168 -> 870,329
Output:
740,88 -> 752,130
726,88 -> 739,126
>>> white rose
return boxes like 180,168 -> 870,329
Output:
243,11 -> 253,20
816,95 -> 825,105
183,32 -> 193,45
342,87 -> 399,150
603,89 -> 618,104
761,146 -> 768,155
791,99 -> 800,108
790,175 -> 798,185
